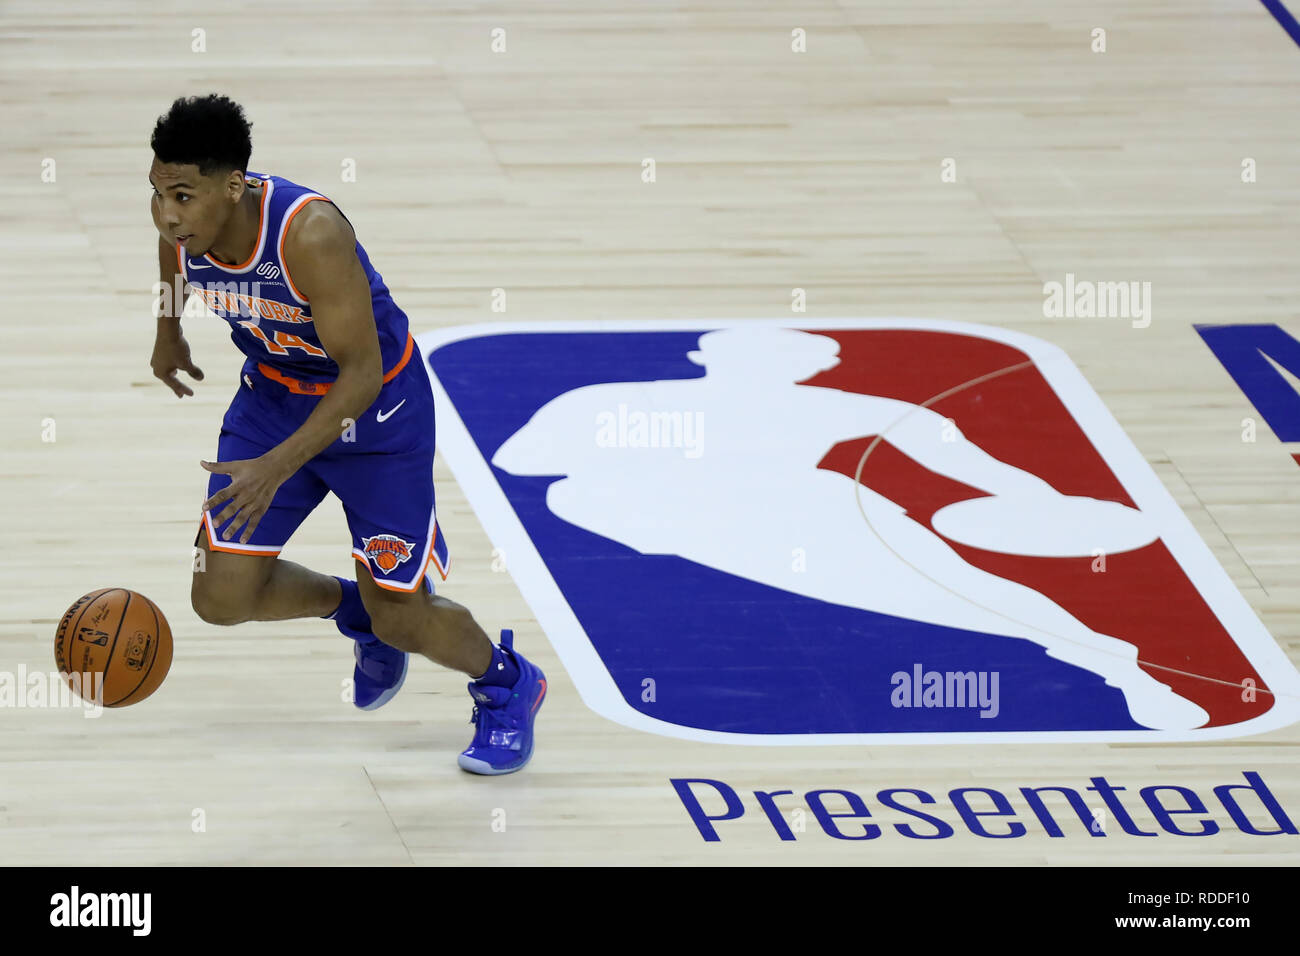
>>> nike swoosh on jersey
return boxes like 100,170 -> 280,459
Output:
376,398 -> 407,422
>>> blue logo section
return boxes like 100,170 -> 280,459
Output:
430,331 -> 1139,734
1196,324 -> 1300,441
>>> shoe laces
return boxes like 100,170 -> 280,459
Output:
469,697 -> 518,739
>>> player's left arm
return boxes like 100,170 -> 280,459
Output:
265,202 -> 384,473
200,202 -> 383,543
880,402 -> 1059,499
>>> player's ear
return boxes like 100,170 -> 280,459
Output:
222,168 -> 246,201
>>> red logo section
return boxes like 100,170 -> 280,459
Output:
361,534 -> 417,573
807,329 -> 1268,729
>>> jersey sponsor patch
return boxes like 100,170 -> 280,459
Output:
422,318 -> 1300,744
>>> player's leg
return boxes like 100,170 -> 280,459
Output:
191,525 -> 340,624
864,501 -> 1208,729
191,423 -> 338,625
316,355 -> 546,770
310,355 -> 498,676
335,460 -> 547,772
351,558 -> 490,675
352,554 -> 546,773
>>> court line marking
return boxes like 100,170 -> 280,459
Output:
1261,0 -> 1300,49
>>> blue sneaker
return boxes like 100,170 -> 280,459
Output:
458,629 -> 547,775
352,637 -> 408,711
328,575 -> 413,711
328,575 -> 374,641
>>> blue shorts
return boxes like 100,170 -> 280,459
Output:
197,346 -> 450,593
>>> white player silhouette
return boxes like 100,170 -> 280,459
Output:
491,327 -> 1208,730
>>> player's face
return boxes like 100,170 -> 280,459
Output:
148,157 -> 240,257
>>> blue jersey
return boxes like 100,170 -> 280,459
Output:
178,171 -> 411,390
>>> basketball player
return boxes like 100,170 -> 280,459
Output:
146,94 -> 545,774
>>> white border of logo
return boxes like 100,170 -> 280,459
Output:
419,317 -> 1300,745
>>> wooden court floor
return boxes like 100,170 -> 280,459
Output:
1,0 -> 1298,864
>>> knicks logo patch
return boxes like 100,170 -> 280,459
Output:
361,534 -> 416,573
421,319 -> 1300,745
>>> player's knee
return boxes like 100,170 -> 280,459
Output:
365,592 -> 467,652
367,603 -> 420,651
191,579 -> 255,626
426,597 -> 473,646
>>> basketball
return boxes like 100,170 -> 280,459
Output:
929,494 -> 1160,558
54,588 -> 173,707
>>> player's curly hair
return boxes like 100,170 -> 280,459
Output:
150,94 -> 253,176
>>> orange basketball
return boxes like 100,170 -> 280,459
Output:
54,589 -> 173,707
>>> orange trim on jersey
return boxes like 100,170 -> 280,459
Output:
197,516 -> 282,557
175,240 -> 183,273
255,365 -> 333,396
203,179 -> 270,271
255,331 -> 414,397
383,331 -> 415,383
279,195 -> 331,302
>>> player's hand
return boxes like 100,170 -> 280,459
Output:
151,329 -> 204,398
200,455 -> 290,544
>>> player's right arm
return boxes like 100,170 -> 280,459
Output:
880,400 -> 1058,499
149,197 -> 204,398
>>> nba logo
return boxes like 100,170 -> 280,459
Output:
423,319 -> 1300,744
